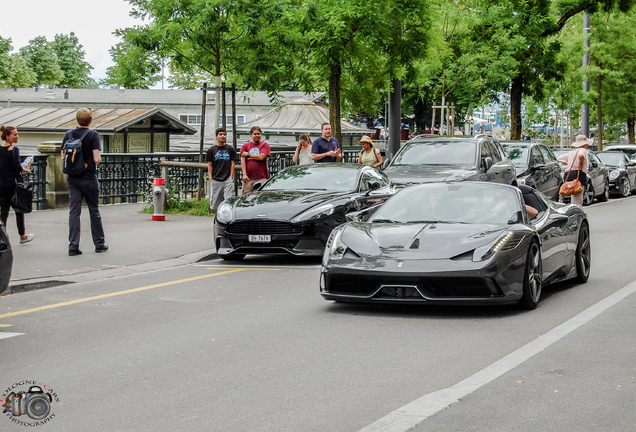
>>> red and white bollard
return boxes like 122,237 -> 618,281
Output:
152,178 -> 166,221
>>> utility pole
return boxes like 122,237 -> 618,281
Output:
389,79 -> 402,156
581,12 -> 590,137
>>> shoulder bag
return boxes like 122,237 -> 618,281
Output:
559,169 -> 583,196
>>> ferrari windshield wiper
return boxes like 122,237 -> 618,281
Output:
372,218 -> 396,223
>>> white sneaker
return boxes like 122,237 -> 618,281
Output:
19,233 -> 34,244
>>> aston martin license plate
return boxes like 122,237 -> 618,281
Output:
249,235 -> 271,243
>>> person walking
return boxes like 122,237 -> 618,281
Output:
311,123 -> 341,163
62,108 -> 107,256
206,127 -> 237,213
357,136 -> 382,168
292,134 -> 313,165
0,125 -> 34,244
240,126 -> 271,194
557,134 -> 592,206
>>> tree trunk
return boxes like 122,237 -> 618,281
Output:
329,65 -> 342,146
510,75 -> 523,140
628,117 -> 635,144
597,75 -> 603,149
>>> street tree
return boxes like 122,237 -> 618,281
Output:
50,33 -> 95,88
103,30 -> 162,89
0,36 -> 36,88
19,36 -> 64,87
473,0 -> 635,140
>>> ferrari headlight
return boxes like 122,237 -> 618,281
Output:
326,227 -> 346,260
216,201 -> 234,224
474,232 -> 514,261
291,203 -> 335,223
609,170 -> 620,180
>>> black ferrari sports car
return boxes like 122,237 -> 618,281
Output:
320,182 -> 590,309
214,163 -> 399,260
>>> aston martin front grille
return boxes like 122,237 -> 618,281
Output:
227,220 -> 302,235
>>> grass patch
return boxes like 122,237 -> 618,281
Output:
141,198 -> 212,216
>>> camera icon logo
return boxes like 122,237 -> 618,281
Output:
1,381 -> 59,426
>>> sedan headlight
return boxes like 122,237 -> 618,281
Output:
473,232 -> 514,261
291,203 -> 335,223
609,169 -> 621,180
216,201 -> 234,224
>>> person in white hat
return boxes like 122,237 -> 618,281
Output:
557,134 -> 592,205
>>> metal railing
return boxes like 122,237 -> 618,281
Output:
20,154 -> 48,210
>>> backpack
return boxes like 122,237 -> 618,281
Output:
62,128 -> 91,175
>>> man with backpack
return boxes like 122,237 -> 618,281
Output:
61,108 -> 107,256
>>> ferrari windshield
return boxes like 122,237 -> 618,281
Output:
370,183 -> 522,225
392,140 -> 476,166
263,165 -> 358,192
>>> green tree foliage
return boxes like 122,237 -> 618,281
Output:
103,30 -> 162,89
0,37 -> 36,87
19,36 -> 64,87
50,33 -> 95,88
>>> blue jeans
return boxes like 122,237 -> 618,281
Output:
67,175 -> 105,251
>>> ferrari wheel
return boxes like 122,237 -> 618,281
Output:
620,177 -> 631,197
597,181 -> 609,202
582,182 -> 594,206
575,222 -> 591,283
219,253 -> 246,261
519,240 -> 542,309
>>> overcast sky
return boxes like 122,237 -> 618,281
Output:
0,0 -> 142,81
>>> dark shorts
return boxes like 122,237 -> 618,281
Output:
564,170 -> 587,186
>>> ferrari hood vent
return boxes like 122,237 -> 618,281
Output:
410,238 -> 420,249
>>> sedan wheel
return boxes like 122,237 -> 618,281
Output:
518,240 -> 542,309
583,182 -> 594,206
575,223 -> 591,283
620,177 -> 631,197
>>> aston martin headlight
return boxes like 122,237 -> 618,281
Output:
609,169 -> 621,180
291,203 -> 335,223
474,232 -> 514,261
216,201 -> 234,224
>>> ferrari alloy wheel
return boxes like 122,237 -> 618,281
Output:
519,240 -> 542,309
620,177 -> 631,197
219,253 -> 246,261
583,182 -> 594,206
597,181 -> 609,202
575,223 -> 591,283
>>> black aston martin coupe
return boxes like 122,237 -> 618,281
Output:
320,182 -> 590,309
214,163 -> 399,260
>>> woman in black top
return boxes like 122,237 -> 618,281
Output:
0,125 -> 33,244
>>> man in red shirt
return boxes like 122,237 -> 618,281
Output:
240,126 -> 271,193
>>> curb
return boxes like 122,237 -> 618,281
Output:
3,250 -> 220,296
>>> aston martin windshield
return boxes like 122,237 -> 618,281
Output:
369,183 -> 522,225
392,141 -> 476,166
263,165 -> 358,192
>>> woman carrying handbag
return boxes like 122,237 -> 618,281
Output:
0,125 -> 34,244
557,134 -> 592,206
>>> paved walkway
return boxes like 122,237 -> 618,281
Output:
3,203 -> 216,294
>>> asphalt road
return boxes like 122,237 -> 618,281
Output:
1,197 -> 636,431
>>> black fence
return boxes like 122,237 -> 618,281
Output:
20,155 -> 49,210
98,148 -> 363,205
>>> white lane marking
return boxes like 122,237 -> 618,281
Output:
359,281 -> 636,432
0,333 -> 24,340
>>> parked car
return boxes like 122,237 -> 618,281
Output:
553,149 -> 609,205
214,163 -> 399,260
595,151 -> 636,197
320,182 -> 590,309
382,135 -> 517,186
501,141 -> 563,200
603,144 -> 636,162
0,222 -> 13,295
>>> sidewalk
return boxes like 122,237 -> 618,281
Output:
3,203 -> 217,294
